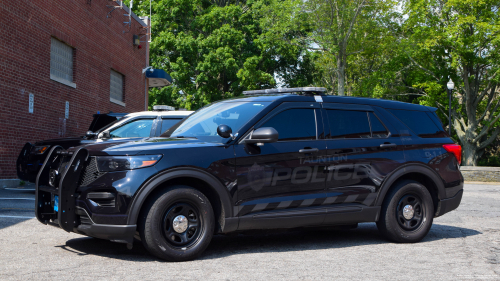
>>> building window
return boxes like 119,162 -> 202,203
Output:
110,70 -> 125,106
50,37 -> 75,88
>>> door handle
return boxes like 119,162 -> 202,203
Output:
299,148 -> 319,153
380,143 -> 397,148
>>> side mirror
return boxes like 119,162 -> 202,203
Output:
217,124 -> 233,139
86,131 -> 97,138
245,127 -> 278,145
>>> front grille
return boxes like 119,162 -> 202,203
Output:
79,157 -> 106,187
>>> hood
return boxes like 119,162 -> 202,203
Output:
74,137 -> 226,156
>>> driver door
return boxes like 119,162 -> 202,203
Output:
234,102 -> 328,230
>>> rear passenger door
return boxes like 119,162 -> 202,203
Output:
234,102 -> 327,228
321,103 -> 406,216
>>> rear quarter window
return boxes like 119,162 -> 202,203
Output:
388,109 -> 447,138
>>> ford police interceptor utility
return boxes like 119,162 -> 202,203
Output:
34,88 -> 463,261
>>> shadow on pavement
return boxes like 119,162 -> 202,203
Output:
0,189 -> 36,230
0,217 -> 33,230
58,223 -> 481,262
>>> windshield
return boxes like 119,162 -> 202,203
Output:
161,101 -> 270,142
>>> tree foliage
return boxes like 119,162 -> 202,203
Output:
396,0 -> 500,165
135,0 -> 315,110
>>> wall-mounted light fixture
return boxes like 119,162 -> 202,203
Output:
133,35 -> 140,46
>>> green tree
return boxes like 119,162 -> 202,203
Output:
135,0 -> 314,110
398,0 -> 500,166
302,0 -> 395,95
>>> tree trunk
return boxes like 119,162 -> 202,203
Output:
461,142 -> 481,166
337,51 -> 346,96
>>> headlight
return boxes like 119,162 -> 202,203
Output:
33,145 -> 49,154
96,155 -> 162,172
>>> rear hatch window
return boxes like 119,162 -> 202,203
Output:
388,109 -> 447,138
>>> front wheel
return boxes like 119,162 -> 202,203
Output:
377,180 -> 434,243
139,186 -> 214,261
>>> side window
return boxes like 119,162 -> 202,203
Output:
109,119 -> 154,138
261,109 -> 316,141
388,109 -> 445,138
327,110 -> 371,139
161,118 -> 182,134
369,112 -> 389,138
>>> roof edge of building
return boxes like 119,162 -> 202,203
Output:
119,1 -> 147,27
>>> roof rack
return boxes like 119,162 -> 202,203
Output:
242,87 -> 327,96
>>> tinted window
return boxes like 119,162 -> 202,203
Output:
262,109 -> 316,141
369,112 -> 389,138
327,110 -> 371,139
389,109 -> 445,138
161,118 -> 182,134
109,119 -> 154,138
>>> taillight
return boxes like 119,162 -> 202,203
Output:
443,144 -> 462,165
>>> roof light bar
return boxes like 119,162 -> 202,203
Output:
242,87 -> 327,96
153,105 -> 175,111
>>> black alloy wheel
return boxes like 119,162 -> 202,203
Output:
377,180 -> 434,243
396,194 -> 424,231
162,202 -> 201,247
139,186 -> 214,261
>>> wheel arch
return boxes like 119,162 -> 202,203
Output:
126,167 -> 234,232
375,164 -> 445,213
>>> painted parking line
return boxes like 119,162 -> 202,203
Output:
0,215 -> 35,219
0,198 -> 35,200
4,188 -> 35,191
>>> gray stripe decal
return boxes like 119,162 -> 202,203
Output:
300,198 -> 315,207
277,200 -> 293,209
322,196 -> 337,205
252,203 -> 268,212
362,193 -> 377,206
344,195 -> 359,203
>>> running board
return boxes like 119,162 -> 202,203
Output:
237,204 -> 380,231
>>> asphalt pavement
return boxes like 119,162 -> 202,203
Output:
0,183 -> 499,280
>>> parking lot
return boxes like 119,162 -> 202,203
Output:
0,183 -> 499,280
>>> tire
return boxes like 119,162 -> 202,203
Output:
376,180 -> 434,243
138,185 -> 214,261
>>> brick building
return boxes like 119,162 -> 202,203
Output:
0,0 -> 151,180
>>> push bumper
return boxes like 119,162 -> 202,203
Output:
435,189 -> 463,217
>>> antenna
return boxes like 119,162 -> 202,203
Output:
149,0 -> 152,42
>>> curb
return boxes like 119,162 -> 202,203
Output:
464,181 -> 500,185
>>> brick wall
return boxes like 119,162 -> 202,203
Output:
0,0 -> 148,179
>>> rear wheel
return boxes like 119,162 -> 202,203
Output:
139,186 -> 214,261
377,180 -> 434,243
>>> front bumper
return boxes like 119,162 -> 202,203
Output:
35,146 -> 136,243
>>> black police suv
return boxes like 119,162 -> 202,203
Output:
17,107 -> 191,183
34,87 -> 463,261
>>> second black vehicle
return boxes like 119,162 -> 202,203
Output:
34,87 -> 463,261
17,106 -> 192,183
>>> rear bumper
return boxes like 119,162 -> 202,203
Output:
435,189 -> 463,217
